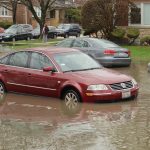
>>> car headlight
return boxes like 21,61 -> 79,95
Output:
132,78 -> 137,85
87,84 -> 108,91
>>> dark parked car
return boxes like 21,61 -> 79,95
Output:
56,37 -> 131,67
0,25 -> 32,42
0,47 -> 138,105
32,26 -> 57,39
9,24 -> 33,32
56,24 -> 81,38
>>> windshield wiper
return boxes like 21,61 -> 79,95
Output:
88,67 -> 101,70
63,67 -> 101,73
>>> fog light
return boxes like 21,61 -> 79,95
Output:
86,93 -> 94,96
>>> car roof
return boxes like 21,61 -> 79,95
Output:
26,47 -> 79,54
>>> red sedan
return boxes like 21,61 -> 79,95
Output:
0,47 -> 139,105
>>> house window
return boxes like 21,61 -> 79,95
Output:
143,4 -> 150,25
34,7 -> 41,17
50,10 -> 55,18
130,3 -> 150,26
130,4 -> 141,24
0,7 -> 10,17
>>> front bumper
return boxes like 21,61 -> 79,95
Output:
82,86 -> 139,103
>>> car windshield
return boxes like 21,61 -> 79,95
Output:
91,38 -> 120,48
53,51 -> 101,72
5,28 -> 17,34
57,24 -> 70,30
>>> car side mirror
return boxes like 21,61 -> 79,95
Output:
43,66 -> 56,72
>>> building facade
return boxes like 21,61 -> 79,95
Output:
0,0 -> 150,28
0,0 -> 74,27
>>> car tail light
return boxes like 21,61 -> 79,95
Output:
104,49 -> 116,55
125,50 -> 131,56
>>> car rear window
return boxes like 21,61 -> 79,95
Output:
91,38 -> 120,48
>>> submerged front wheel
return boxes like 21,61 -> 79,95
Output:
62,90 -> 81,116
0,82 -> 6,103
63,90 -> 81,109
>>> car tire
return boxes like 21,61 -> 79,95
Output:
27,37 -> 31,41
53,34 -> 57,39
64,34 -> 69,38
76,33 -> 80,37
0,82 -> 6,103
63,89 -> 81,110
12,37 -> 15,42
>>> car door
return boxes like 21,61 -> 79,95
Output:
72,25 -> 80,35
2,51 -> 30,93
20,27 -> 28,40
16,26 -> 23,40
26,52 -> 59,97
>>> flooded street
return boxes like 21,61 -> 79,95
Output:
0,46 -> 150,150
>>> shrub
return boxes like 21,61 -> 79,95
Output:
0,21 -> 13,29
126,28 -> 140,45
127,28 -> 140,39
111,28 -> 126,39
140,36 -> 150,46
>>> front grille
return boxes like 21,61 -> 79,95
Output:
110,81 -> 133,90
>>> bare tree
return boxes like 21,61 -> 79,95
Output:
20,0 -> 57,35
0,0 -> 18,24
81,0 -> 130,39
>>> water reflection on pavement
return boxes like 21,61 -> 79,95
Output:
0,62 -> 150,150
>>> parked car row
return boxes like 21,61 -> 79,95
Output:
31,26 -> 58,39
0,23 -> 81,42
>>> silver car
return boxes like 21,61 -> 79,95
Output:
56,37 -> 131,67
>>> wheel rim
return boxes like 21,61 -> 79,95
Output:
64,92 -> 79,110
0,84 -> 4,100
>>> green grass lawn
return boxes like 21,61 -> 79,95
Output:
0,38 -> 62,50
124,46 -> 150,62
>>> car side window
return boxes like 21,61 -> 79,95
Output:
30,52 -> 54,70
0,56 -> 9,65
73,40 -> 88,47
17,27 -> 22,33
58,39 -> 73,47
83,41 -> 90,47
73,40 -> 83,47
9,52 -> 29,67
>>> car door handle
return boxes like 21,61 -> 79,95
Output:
3,69 -> 8,73
28,73 -> 32,76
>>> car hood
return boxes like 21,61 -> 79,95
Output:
1,33 -> 14,36
66,68 -> 132,85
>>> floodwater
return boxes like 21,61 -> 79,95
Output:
0,46 -> 150,150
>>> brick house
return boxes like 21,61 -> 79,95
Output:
0,0 -> 150,30
74,0 -> 150,27
0,0 -> 75,28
